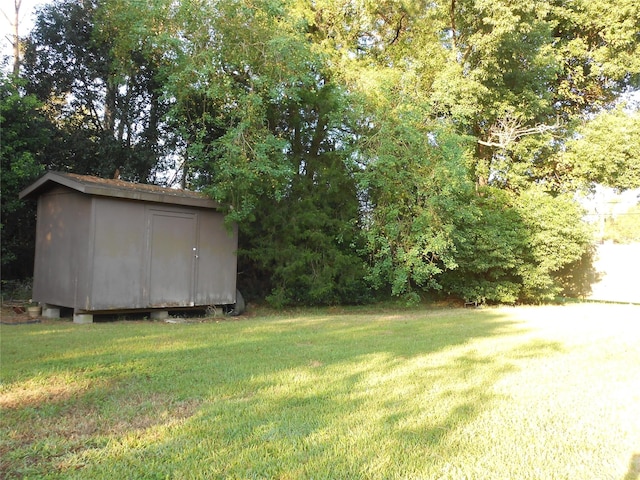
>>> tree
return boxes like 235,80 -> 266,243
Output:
304,0 -> 601,302
149,0 -> 371,305
21,0 -> 170,181
0,75 -> 48,279
514,187 -> 594,301
560,107 -> 640,191
438,188 -> 529,304
9,0 -> 638,305
1,0 -> 23,75
357,0 -> 637,302
360,111 -> 474,303
603,203 -> 640,243
425,0 -> 640,191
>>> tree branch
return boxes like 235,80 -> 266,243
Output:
478,114 -> 561,149
450,0 -> 457,49
389,13 -> 406,45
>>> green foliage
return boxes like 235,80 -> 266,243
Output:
159,0 -> 372,306
514,187 -> 594,301
440,188 -> 529,304
434,0 -> 558,122
361,114 -> 473,302
439,187 -> 594,303
560,108 -> 640,191
242,178 -> 370,307
603,203 -> 640,243
166,0 -> 318,219
554,246 -> 599,299
21,0 -> 169,181
550,0 -> 640,115
430,0 -> 640,189
0,75 -> 48,278
10,0 -> 640,305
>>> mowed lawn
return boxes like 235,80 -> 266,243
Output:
1,304 -> 639,479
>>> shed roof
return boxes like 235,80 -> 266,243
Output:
19,171 -> 220,209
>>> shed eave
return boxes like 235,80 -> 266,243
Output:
80,185 -> 220,208
19,171 -> 220,209
19,172 -> 86,200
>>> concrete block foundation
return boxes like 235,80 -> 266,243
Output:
42,304 -> 61,319
150,310 -> 169,320
73,311 -> 93,324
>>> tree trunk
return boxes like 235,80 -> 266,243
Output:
474,123 -> 490,189
104,80 -> 117,136
12,0 -> 22,76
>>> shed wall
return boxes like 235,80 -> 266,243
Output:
88,198 -> 237,310
90,197 -> 146,310
32,188 -> 92,308
31,184 -> 237,312
195,213 -> 238,305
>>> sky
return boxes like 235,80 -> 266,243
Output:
0,0 -> 49,61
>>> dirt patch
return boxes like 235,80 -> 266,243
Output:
1,389 -> 202,478
48,394 -> 197,438
0,379 -> 93,410
0,305 -> 43,324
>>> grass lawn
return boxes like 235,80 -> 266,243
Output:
1,303 -> 639,479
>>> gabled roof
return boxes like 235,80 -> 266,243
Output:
19,171 -> 220,209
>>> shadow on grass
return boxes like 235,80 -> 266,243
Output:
1,308 -> 562,478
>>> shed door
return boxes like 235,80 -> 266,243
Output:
146,209 -> 197,307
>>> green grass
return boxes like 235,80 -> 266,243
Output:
1,304 -> 639,479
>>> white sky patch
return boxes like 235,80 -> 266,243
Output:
1,0 -> 50,63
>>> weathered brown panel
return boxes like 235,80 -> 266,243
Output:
195,212 -> 238,305
32,188 -> 91,308
146,208 -> 197,307
89,198 -> 146,310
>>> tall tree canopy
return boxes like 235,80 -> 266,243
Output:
3,0 -> 639,304
20,0 -> 172,181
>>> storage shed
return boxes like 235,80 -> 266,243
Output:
20,171 -> 238,323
